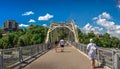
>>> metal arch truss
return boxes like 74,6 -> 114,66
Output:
45,21 -> 79,43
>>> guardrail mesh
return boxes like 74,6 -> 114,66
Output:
0,42 -> 53,69
1,41 -> 120,69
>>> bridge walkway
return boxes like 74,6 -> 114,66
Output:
25,45 -> 103,69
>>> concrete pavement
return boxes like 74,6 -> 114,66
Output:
25,45 -> 103,69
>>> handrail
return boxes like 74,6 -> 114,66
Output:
1,41 -> 120,69
0,42 -> 53,69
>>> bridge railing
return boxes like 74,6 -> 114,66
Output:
68,41 -> 120,69
0,42 -> 53,69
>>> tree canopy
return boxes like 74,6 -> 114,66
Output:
0,25 -> 48,49
0,25 -> 120,49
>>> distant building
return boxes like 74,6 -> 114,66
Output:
3,20 -> 19,33
96,34 -> 103,38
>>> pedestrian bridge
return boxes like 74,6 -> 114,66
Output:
0,21 -> 119,69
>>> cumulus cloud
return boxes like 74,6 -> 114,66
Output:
82,23 -> 103,34
93,12 -> 111,20
38,13 -> 53,21
28,19 -> 36,23
75,24 -> 79,28
117,4 -> 120,8
42,24 -> 47,27
93,17 -> 98,20
96,18 -> 115,28
107,25 -> 120,39
94,12 -> 115,29
19,24 -> 29,27
22,11 -> 34,16
94,27 -> 103,31
99,12 -> 111,19
117,0 -> 120,8
108,25 -> 120,33
83,23 -> 92,31
116,25 -> 120,29
93,12 -> 120,38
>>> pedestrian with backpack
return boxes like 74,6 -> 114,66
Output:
87,38 -> 98,69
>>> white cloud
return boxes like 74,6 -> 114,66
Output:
96,18 -> 115,28
107,28 -> 120,39
116,30 -> 120,34
42,24 -> 47,27
83,23 -> 92,31
94,12 -> 115,30
116,25 -> 120,29
93,12 -> 120,38
94,27 -> 103,31
117,4 -> 120,8
93,12 -> 111,27
75,24 -> 79,28
98,12 -> 111,20
101,12 -> 111,19
107,25 -> 120,38
28,19 -> 36,23
113,25 -> 120,34
117,0 -> 120,9
38,13 -> 53,21
22,11 -> 34,16
82,23 -> 103,34
93,17 -> 98,20
19,24 -> 29,27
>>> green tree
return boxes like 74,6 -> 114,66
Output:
0,29 -> 3,38
110,37 -> 120,48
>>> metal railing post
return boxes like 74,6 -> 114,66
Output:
18,47 -> 23,63
41,45 -> 43,52
18,47 -> 23,68
112,50 -> 119,69
45,44 -> 47,50
46,43 -> 49,50
0,50 -> 4,69
43,44 -> 45,51
80,44 -> 82,51
37,45 -> 39,54
113,53 -> 119,69
112,50 -> 116,69
76,43 -> 78,49
97,49 -> 100,62
30,46 -> 32,57
82,46 -> 85,52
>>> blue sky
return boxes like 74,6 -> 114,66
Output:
0,0 -> 120,38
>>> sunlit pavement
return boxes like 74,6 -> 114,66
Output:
25,45 -> 102,69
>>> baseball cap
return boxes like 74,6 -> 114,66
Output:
90,38 -> 93,42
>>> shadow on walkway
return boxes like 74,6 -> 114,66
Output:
13,51 -> 49,69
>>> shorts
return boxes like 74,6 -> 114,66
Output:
88,53 -> 95,60
60,45 -> 64,47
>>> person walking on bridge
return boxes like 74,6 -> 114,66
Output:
60,39 -> 65,52
87,38 -> 97,69
54,40 -> 59,52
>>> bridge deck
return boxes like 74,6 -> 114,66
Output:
25,45 -> 102,69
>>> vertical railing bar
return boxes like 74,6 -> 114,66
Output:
1,50 -> 4,69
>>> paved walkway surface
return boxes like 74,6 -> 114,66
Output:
25,45 -> 103,69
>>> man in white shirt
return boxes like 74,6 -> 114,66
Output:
87,38 -> 97,69
60,39 -> 65,52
